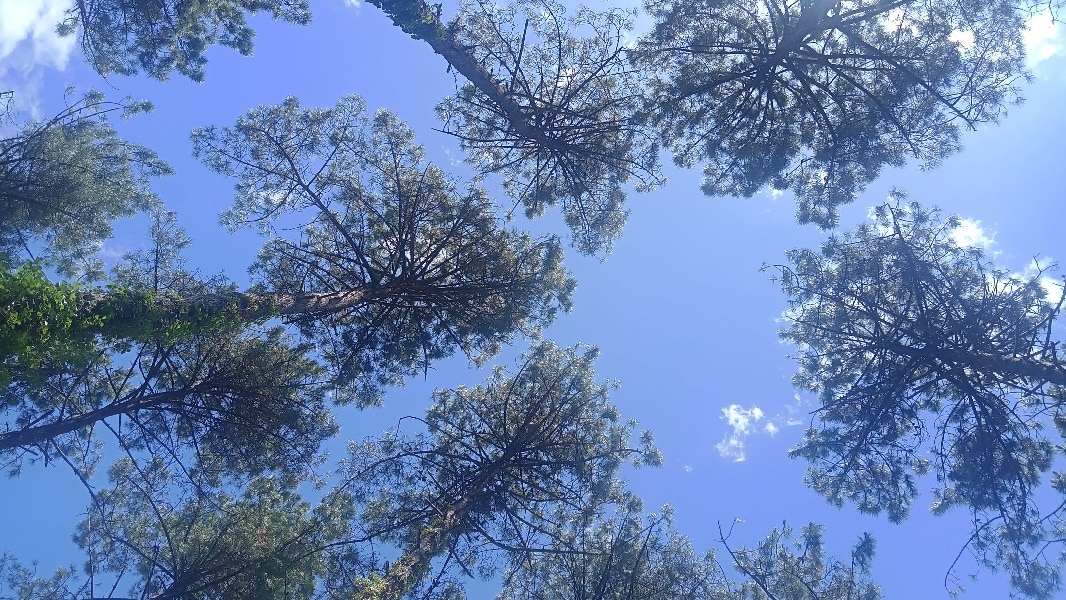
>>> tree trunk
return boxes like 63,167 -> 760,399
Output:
0,287 -> 370,452
886,341 -> 1066,390
365,0 -> 549,146
0,384 -> 202,452
74,287 -> 371,326
371,499 -> 473,600
358,455 -> 511,600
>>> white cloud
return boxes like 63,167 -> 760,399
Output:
723,404 -> 762,432
716,436 -> 748,462
949,29 -> 975,51
1023,256 -> 1064,304
785,396 -> 806,426
1024,8 -> 1063,67
682,465 -> 693,473
882,8 -> 914,35
1040,276 -> 1063,303
715,399 -> 810,462
0,0 -> 75,66
715,404 -> 764,462
96,240 -> 130,261
0,0 -> 76,112
951,218 -> 995,249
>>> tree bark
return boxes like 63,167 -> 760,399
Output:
365,0 -> 550,146
885,341 -> 1066,390
0,384 -> 203,452
74,287 -> 371,325
371,498 -> 474,600
359,454 -> 511,600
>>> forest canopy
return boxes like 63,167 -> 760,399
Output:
1,0 -> 1064,598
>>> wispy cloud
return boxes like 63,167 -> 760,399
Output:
0,0 -> 76,112
1041,276 -> 1064,304
949,220 -> 1063,306
1,0 -> 72,62
715,404 -> 764,462
1024,8 -> 1063,68
951,218 -> 995,250
716,400 -> 806,462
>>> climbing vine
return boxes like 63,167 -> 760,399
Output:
1,262 -> 86,387
0,262 -> 259,387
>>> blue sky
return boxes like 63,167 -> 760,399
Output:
2,1 -> 1066,598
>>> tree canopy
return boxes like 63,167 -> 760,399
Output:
192,95 -> 575,405
634,0 -> 1029,227
369,0 -> 662,255
0,90 -> 170,278
75,462 -> 347,600
0,206 -> 336,479
434,0 -> 662,255
722,521 -> 880,600
6,343 -> 881,600
3,0 -> 1062,597
57,0 -> 312,82
336,341 -> 661,600
774,199 -> 1066,597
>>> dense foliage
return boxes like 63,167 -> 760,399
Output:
634,0 -> 1027,227
774,200 -> 1066,597
193,95 -> 575,406
0,91 -> 170,278
2,0 -> 1060,597
57,0 -> 312,81
436,0 -> 662,255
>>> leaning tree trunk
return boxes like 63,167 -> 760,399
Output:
358,456 -> 511,600
73,286 -> 372,327
0,384 -> 206,452
366,0 -> 553,147
368,499 -> 474,600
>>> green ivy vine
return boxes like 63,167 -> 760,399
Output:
0,262 -> 260,388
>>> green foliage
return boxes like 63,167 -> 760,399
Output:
10,2 -> 1038,597
633,0 -> 1027,227
352,573 -> 389,600
500,502 -> 883,600
0,553 -> 79,600
436,0 -> 662,255
371,0 -> 448,41
498,501 -> 729,600
58,0 -> 312,82
133,325 -> 339,477
773,199 -> 1066,598
726,522 -> 880,600
0,90 -> 170,278
0,262 -> 84,389
1,319 -> 336,478
0,261 -> 253,389
1,208 -> 336,476
338,341 -> 660,598
193,94 -> 575,407
77,460 -> 351,600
